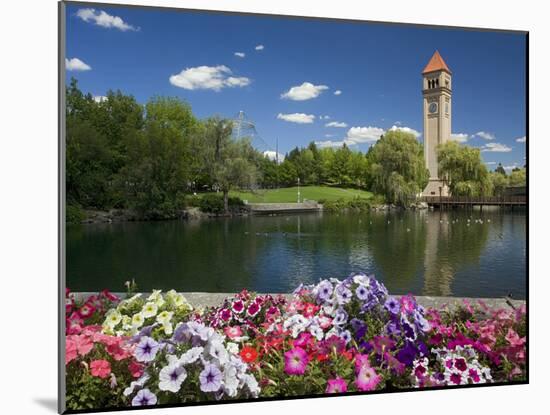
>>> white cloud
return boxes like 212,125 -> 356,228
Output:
93,95 -> 107,103
314,139 -> 355,148
234,52 -> 245,58
346,126 -> 385,143
277,113 -> 315,124
281,82 -> 328,101
65,57 -> 91,71
486,161 -> 497,165
389,125 -> 421,138
255,44 -> 264,51
503,163 -> 520,171
450,133 -> 469,143
475,131 -> 496,140
319,115 -> 330,120
334,90 -> 342,95
480,142 -> 512,153
324,134 -> 334,138
76,8 -> 138,31
516,136 -> 526,143
326,121 -> 348,128
169,65 -> 250,91
263,151 -> 285,162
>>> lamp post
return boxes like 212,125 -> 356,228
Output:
297,178 -> 301,203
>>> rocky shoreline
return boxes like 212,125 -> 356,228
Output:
76,201 -> 430,225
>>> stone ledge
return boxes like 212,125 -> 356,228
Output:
72,292 -> 525,310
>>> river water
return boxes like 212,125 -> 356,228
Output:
67,209 -> 526,298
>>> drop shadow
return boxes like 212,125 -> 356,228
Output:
34,398 -> 57,413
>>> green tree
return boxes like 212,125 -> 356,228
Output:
509,167 -> 526,187
437,141 -> 491,196
366,130 -> 429,205
114,97 -> 196,217
489,171 -> 509,196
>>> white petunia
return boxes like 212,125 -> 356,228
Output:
148,290 -> 165,307
123,374 -> 150,396
179,347 -> 204,365
226,342 -> 239,355
209,341 -> 229,365
158,363 -> 187,393
162,322 -> 173,336
240,373 -> 260,397
132,312 -> 145,328
156,311 -> 174,325
222,365 -> 239,397
104,309 -> 122,328
142,302 -> 158,318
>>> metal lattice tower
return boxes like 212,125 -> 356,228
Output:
231,110 -> 274,155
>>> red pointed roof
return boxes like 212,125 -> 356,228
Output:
422,51 -> 452,74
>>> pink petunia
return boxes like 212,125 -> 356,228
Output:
232,299 -> 245,314
284,347 -> 309,375
74,334 -> 94,356
247,302 -> 261,317
355,365 -> 381,391
66,338 -> 78,364
129,360 -> 144,378
107,343 -> 130,361
400,295 -> 416,314
224,326 -> 243,339
505,328 -> 526,347
77,303 -> 96,319
326,377 -> 348,393
90,359 -> 111,379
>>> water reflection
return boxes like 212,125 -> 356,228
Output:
67,208 -> 526,298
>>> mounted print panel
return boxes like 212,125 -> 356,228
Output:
59,1 -> 528,413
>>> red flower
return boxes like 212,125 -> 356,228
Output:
129,360 -> 144,378
302,303 -> 319,318
90,359 -> 111,379
240,346 -> 259,363
77,303 -> 96,319
101,289 -> 119,302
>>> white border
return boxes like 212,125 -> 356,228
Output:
1,0 -> 545,414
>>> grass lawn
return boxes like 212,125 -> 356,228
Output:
225,186 -> 374,203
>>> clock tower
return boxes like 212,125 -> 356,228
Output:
422,51 -> 452,196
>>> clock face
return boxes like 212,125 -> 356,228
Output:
429,102 -> 438,114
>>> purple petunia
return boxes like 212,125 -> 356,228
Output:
335,284 -> 352,305
355,284 -> 370,301
135,336 -> 160,362
384,296 -> 400,314
333,308 -> 348,326
317,280 -> 333,301
199,364 -> 223,392
131,388 -> 157,406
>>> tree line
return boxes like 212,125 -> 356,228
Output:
66,80 -> 525,219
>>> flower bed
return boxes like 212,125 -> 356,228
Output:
64,273 -> 526,410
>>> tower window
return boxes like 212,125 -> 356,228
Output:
435,79 -> 439,87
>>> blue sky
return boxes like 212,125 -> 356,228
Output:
65,4 -> 527,171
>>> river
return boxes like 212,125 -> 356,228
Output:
66,209 -> 526,298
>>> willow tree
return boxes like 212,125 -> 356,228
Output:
366,130 -> 429,206
437,141 -> 491,196
204,117 -> 259,213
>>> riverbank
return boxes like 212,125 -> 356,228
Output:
74,201 -> 430,224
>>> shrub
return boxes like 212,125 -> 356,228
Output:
321,198 -> 372,212
66,204 -> 85,224
198,194 -> 244,214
